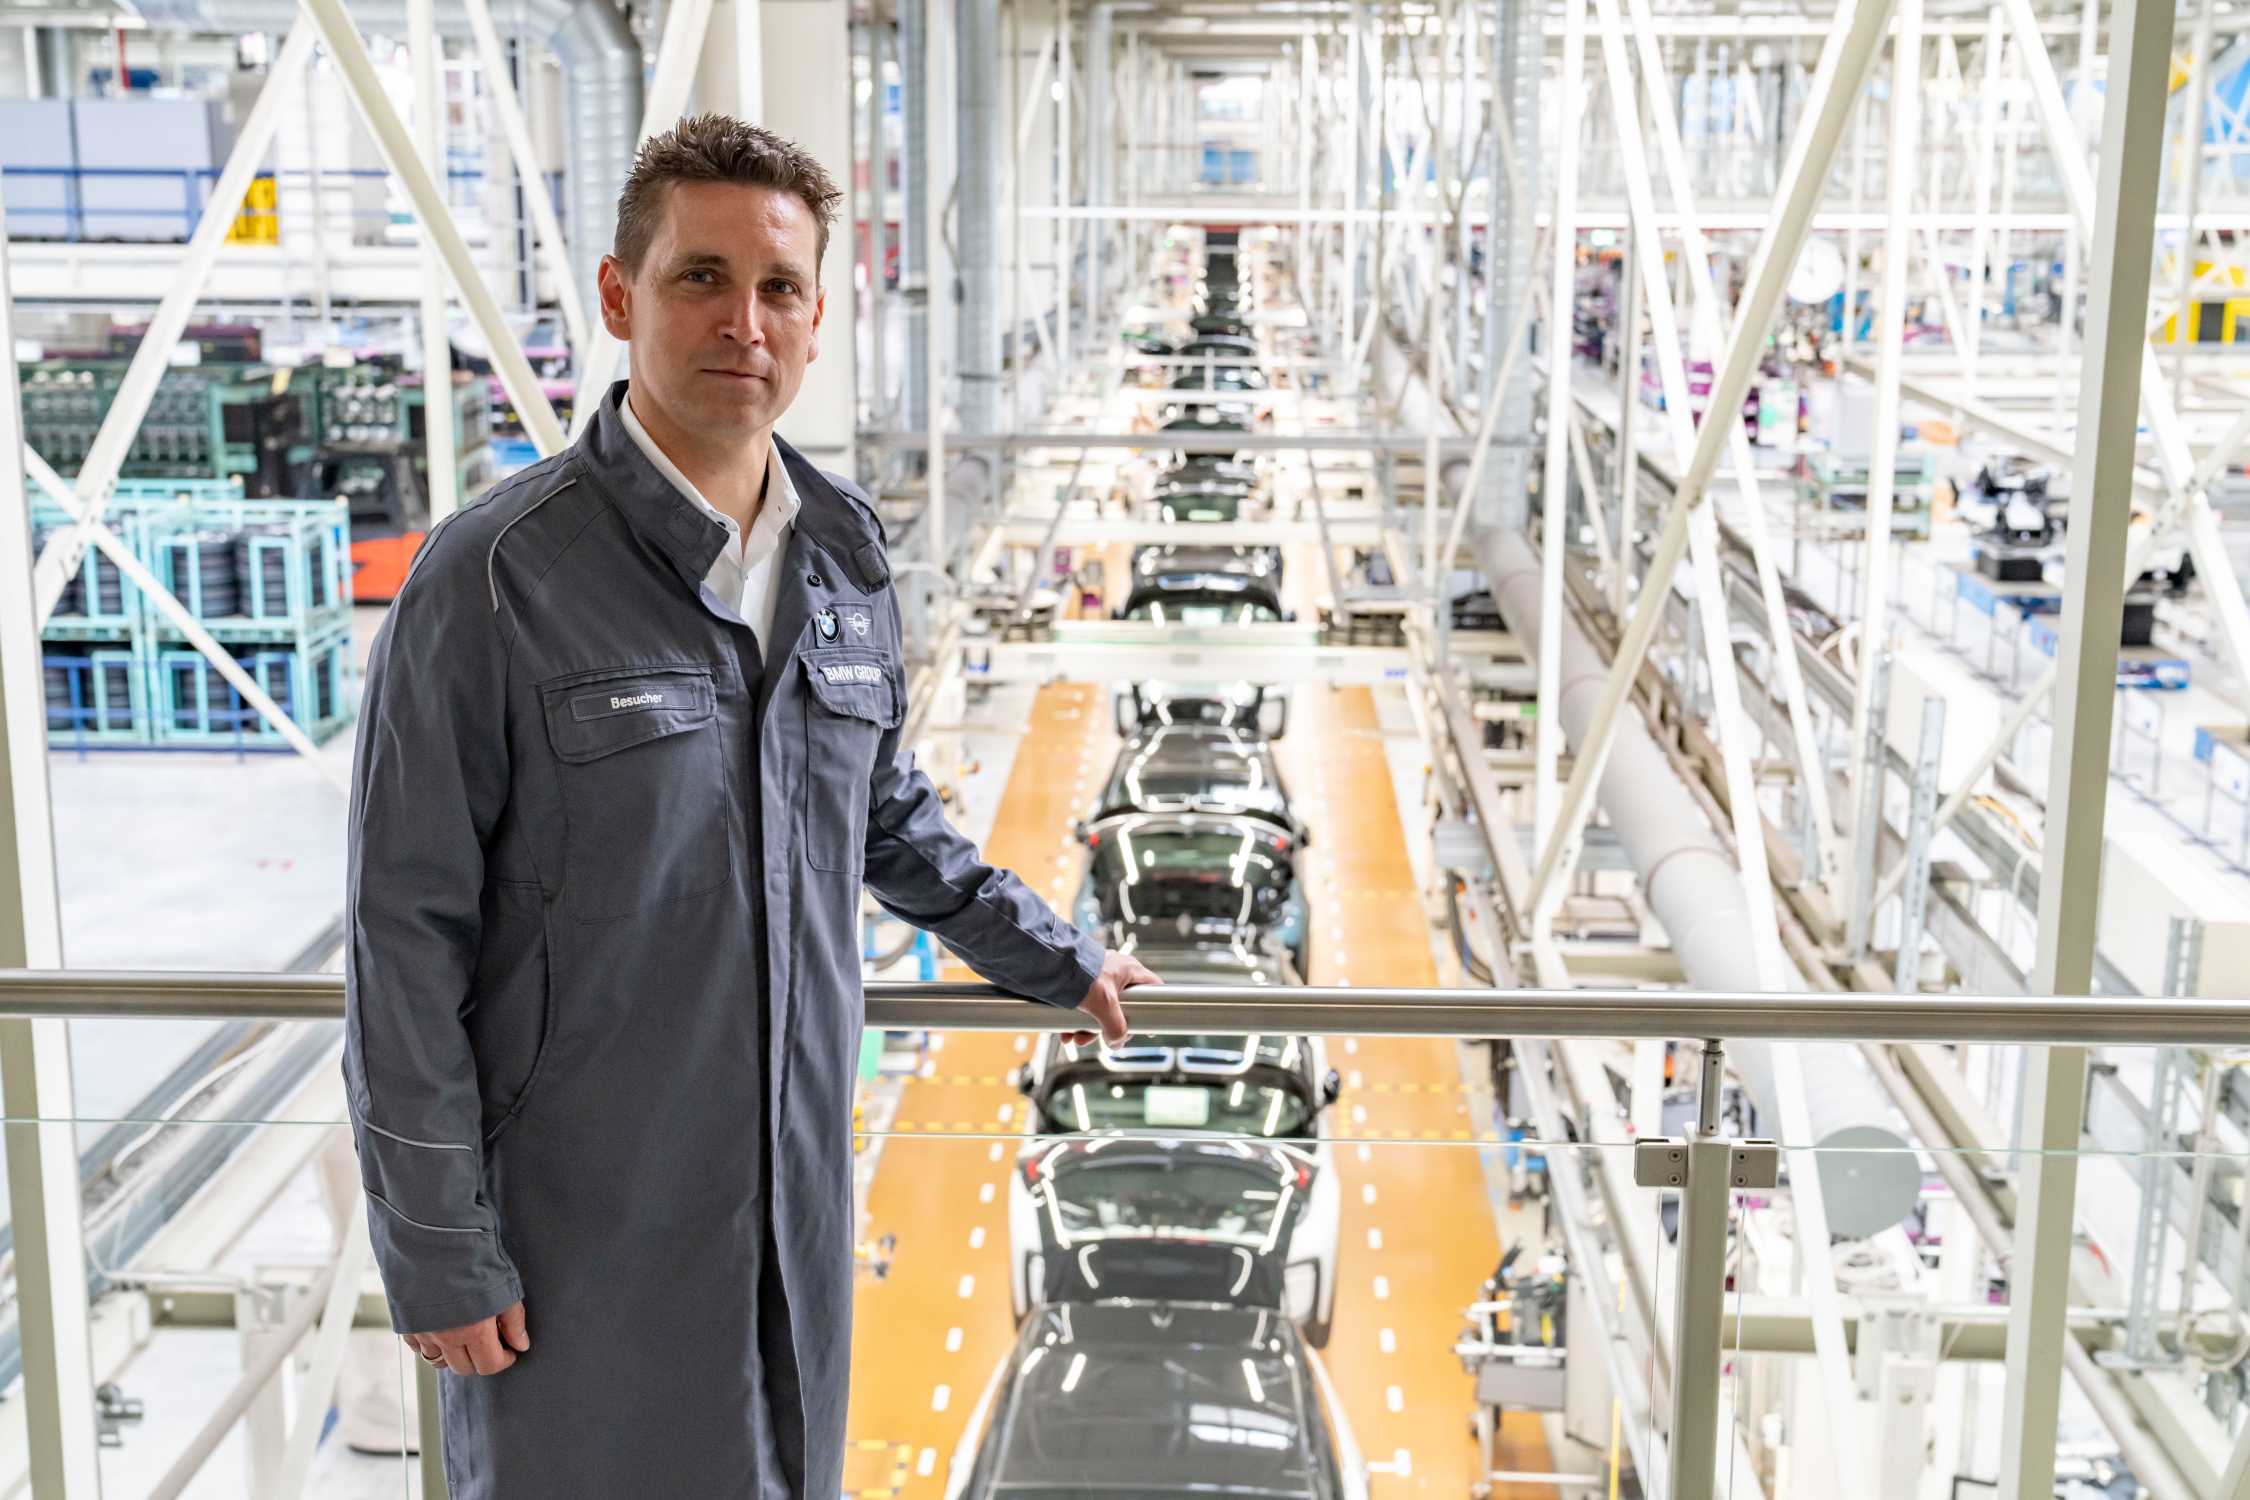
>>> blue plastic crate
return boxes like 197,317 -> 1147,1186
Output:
42,642 -> 147,746
29,509 -> 141,634
152,621 -> 356,749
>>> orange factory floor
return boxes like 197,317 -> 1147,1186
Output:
842,656 -> 1568,1497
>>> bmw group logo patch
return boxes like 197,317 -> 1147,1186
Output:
815,607 -> 839,641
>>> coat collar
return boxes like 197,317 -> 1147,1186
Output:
579,380 -> 887,606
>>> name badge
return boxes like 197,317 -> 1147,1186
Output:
819,663 -> 884,686
609,691 -> 665,710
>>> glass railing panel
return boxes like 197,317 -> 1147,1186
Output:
850,1025 -> 1669,1500
0,1116 -> 421,1498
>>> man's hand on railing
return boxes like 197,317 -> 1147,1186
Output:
1065,950 -> 1158,1048
406,1301 -> 530,1377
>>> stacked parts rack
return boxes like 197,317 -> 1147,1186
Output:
35,480 -> 357,751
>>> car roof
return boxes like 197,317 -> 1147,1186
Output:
990,1303 -> 1323,1500
1045,1032 -> 1313,1075
1112,940 -> 1297,987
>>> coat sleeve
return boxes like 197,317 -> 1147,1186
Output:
860,598 -> 1105,1009
344,520 -> 526,1333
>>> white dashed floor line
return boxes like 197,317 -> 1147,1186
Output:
918,1449 -> 938,1477
945,1327 -> 964,1353
931,1384 -> 951,1412
957,1274 -> 975,1299
968,1226 -> 986,1250
1366,1228 -> 1383,1251
978,1182 -> 996,1204
1385,1385 -> 1404,1413
1372,1275 -> 1390,1301
1378,1328 -> 1397,1354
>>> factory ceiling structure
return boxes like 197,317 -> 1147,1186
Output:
2,0 -> 2250,1497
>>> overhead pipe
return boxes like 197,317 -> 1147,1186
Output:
549,0 -> 643,318
899,0 -> 931,431
955,0 -> 1002,438
1470,516 -> 1920,1237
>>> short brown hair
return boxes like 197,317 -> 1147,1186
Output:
612,113 -> 843,273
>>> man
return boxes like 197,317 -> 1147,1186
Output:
344,115 -> 1156,1499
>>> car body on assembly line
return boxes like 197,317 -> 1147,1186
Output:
943,1297 -> 1366,1500
1003,1135 -> 1335,1340
1117,570 -> 1290,625
1085,724 -> 1307,843
1071,810 -> 1309,971
1007,1033 -> 1343,1343
1115,680 -> 1290,740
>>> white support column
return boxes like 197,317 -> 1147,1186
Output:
1841,0 -> 1922,907
1419,0 -> 1449,601
2170,0 -> 2215,405
262,1218 -> 374,1500
761,0 -> 859,470
1342,4 -> 1362,371
567,0 -> 719,430
1965,7 -> 2003,385
695,0 -> 764,119
928,0 -> 950,568
871,15 -> 890,432
1997,3 -> 2177,1496
1533,0 -> 1587,875
412,0 -> 461,523
1056,0 -> 1073,381
0,202 -> 106,1500
1611,237 -> 1642,621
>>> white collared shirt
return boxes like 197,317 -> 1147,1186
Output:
620,389 -> 801,656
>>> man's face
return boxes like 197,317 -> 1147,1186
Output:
597,181 -> 825,440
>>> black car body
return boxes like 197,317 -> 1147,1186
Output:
1132,542 -> 1282,583
1179,334 -> 1260,361
945,1300 -> 1363,1500
1006,1135 -> 1325,1330
1160,457 -> 1261,491
1149,488 -> 1257,523
1110,921 -> 1300,984
1117,570 -> 1288,624
1115,681 -> 1289,740
1072,811 -> 1308,969
1090,724 -> 1304,839
1169,364 -> 1267,393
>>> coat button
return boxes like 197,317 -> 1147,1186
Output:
808,571 -> 824,587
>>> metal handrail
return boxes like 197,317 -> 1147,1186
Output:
0,970 -> 2244,1046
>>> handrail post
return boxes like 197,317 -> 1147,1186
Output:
1642,1039 -> 1777,1500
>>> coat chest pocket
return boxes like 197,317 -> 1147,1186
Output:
801,648 -> 902,874
540,665 -> 730,921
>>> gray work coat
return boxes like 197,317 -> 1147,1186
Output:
344,382 -> 1103,1499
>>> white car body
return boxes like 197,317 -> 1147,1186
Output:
1006,1033 -> 1342,1342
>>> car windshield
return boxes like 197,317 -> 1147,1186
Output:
1038,1066 -> 1314,1138
1100,734 -> 1290,825
1086,827 -> 1293,927
1038,1155 -> 1298,1244
1153,494 -> 1248,524
989,1305 -> 1324,1500
1122,588 -> 1279,625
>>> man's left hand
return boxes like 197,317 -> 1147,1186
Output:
1066,950 -> 1158,1048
